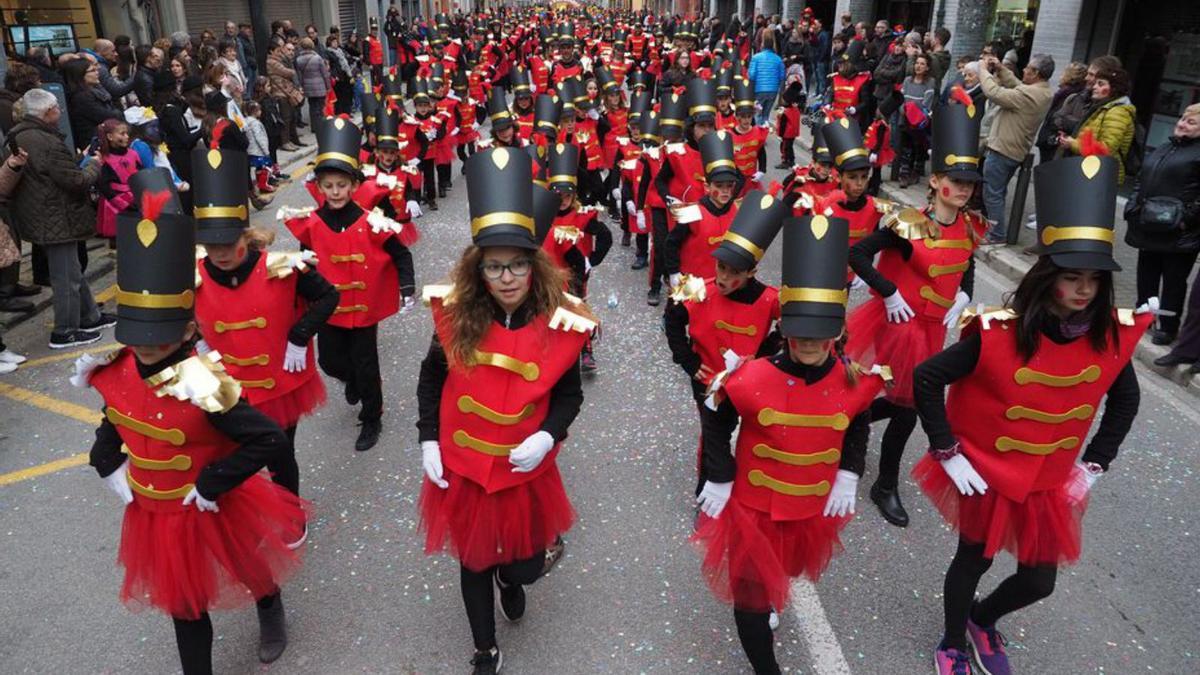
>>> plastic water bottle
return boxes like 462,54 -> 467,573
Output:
607,291 -> 619,309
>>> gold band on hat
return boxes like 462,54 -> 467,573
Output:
721,230 -> 765,261
116,288 -> 195,310
194,205 -> 248,220
376,134 -> 399,142
690,105 -> 717,115
705,159 -> 737,174
315,152 -> 361,169
779,286 -> 848,305
834,148 -> 868,166
944,153 -> 979,165
548,174 -> 578,185
471,211 -> 535,236
1040,226 -> 1115,246
489,111 -> 513,122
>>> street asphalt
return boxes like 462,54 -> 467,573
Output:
0,126 -> 1197,674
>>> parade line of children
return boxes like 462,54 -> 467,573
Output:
68,12 -> 1156,675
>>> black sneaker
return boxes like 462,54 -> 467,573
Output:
494,570 -> 526,622
620,231 -> 631,247
470,647 -> 503,675
48,329 -> 102,349
631,255 -> 648,270
81,311 -> 118,331
355,419 -> 381,452
344,382 -> 360,406
646,288 -> 661,307
580,351 -> 597,374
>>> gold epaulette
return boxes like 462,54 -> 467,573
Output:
276,205 -> 316,222
576,204 -> 600,215
851,361 -> 894,382
1117,308 -> 1137,326
883,207 -> 936,240
958,305 -> 1018,330
548,305 -> 598,334
265,251 -> 318,279
422,284 -> 454,306
147,351 -> 242,414
366,208 -> 404,235
553,225 -> 584,245
873,197 -> 900,215
669,274 -> 707,304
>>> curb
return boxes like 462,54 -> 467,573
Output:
876,183 -> 1200,400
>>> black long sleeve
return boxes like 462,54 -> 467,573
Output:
1082,362 -> 1139,470
848,227 -> 909,297
913,332 -> 981,450
196,401 -> 290,499
756,145 -> 766,172
96,160 -> 129,201
702,394 -> 739,482
663,220 -> 690,276
636,156 -> 654,209
664,300 -> 701,376
383,236 -> 416,297
89,415 -> 126,478
585,214 -> 613,266
654,155 -> 674,201
839,410 -> 871,476
288,268 -> 339,346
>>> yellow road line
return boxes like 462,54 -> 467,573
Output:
93,283 -> 117,304
0,453 -> 89,486
18,343 -> 118,369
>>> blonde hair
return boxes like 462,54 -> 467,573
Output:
243,226 -> 276,251
1184,103 -> 1200,120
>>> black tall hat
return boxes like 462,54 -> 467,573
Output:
780,214 -> 851,339
411,77 -> 432,102
314,116 -> 363,178
629,70 -> 652,92
732,75 -> 755,114
659,88 -> 688,130
452,67 -> 469,94
557,22 -> 576,45
822,116 -> 870,172
595,65 -> 618,93
127,167 -> 183,214
539,25 -> 553,44
629,91 -> 652,121
375,101 -> 401,149
486,87 -> 514,130
526,142 -> 549,181
115,170 -> 195,346
931,91 -> 983,181
687,76 -> 717,123
877,89 -> 903,118
841,39 -> 865,67
811,124 -> 833,164
382,71 -> 405,103
713,190 -> 787,271
191,146 -> 249,245
715,63 -> 734,96
429,62 -> 446,87
361,89 -> 381,127
557,78 -> 582,113
640,109 -> 662,144
547,143 -> 580,193
1033,155 -> 1121,271
532,182 -> 559,245
699,130 -> 739,182
511,66 -> 533,95
534,94 -> 561,134
466,147 -> 537,250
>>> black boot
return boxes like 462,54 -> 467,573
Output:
355,419 -> 382,452
344,382 -> 360,406
438,184 -> 447,198
620,231 -> 631,247
869,480 -> 910,527
631,255 -> 648,270
256,594 -> 287,664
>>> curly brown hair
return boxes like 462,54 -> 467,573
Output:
441,245 -> 580,369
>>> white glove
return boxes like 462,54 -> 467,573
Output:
471,121 -> 480,131
103,460 -> 134,505
449,127 -> 459,137
194,339 -> 213,356
752,171 -> 765,182
669,273 -> 682,289
636,211 -> 646,231
612,188 -> 624,203
869,152 -> 878,164
849,275 -> 867,291
182,486 -> 220,512
847,106 -> 857,115
406,158 -> 421,168
425,128 -> 438,141
942,291 -> 971,328
509,430 -> 555,473
69,352 -> 106,388
822,469 -> 859,517
940,454 -> 989,496
625,199 -> 637,214
587,108 -> 600,120
399,295 -> 416,313
665,196 -> 682,207
1066,461 -> 1102,505
422,440 -> 449,488
696,480 -> 733,519
283,341 -> 307,372
407,199 -> 423,219
883,290 -> 915,323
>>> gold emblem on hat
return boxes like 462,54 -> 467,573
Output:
1081,155 -> 1101,180
492,147 -> 510,170
759,194 -> 774,209
207,149 -> 221,169
136,218 -> 158,248
811,215 -> 829,240
334,117 -> 346,130
839,118 -> 850,128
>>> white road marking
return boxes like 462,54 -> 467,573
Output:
790,579 -> 853,674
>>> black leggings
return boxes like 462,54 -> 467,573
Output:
868,398 -> 919,489
649,208 -> 669,292
460,552 -> 545,650
437,162 -> 452,188
942,538 -> 1057,650
269,426 -> 301,496
171,593 -> 281,674
420,159 -> 437,203
734,609 -> 781,674
1135,249 -> 1199,334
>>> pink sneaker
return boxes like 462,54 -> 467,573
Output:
966,618 -> 1011,675
934,643 -> 974,675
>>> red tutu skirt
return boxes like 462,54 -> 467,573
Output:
692,499 -> 851,612
845,298 -> 948,407
913,455 -> 1088,566
419,464 -> 575,572
255,374 -> 327,430
117,474 -> 308,620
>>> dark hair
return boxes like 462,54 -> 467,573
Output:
934,27 -> 951,46
1007,256 -> 1118,362
135,44 -> 155,68
61,58 -> 92,94
218,38 -> 237,55
4,62 -> 41,94
1093,63 -> 1130,98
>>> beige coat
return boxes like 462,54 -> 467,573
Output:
979,66 -> 1053,162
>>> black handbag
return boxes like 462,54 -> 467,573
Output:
1138,195 -> 1185,233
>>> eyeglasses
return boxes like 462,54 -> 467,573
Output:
479,258 -> 532,280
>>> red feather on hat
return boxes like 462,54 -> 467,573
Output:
323,89 -> 337,118
209,119 -> 229,150
816,190 -> 847,213
141,190 -> 171,221
1078,128 -> 1110,157
949,85 -> 973,108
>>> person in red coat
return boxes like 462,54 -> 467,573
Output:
866,91 -> 901,197
417,148 -> 595,674
730,75 -> 768,194
633,109 -> 672,306
774,79 -> 804,169
818,116 -> 895,285
693,211 -> 888,675
410,77 -> 444,210
913,153 -> 1148,675
664,191 -> 786,494
192,146 -> 337,497
664,130 -> 741,284
783,124 -> 838,210
78,170 -> 306,675
845,95 -> 986,527
283,117 -> 416,451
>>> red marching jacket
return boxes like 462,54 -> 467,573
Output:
433,97 -> 460,164
664,142 -> 707,203
286,211 -> 399,328
560,123 -> 604,171
678,200 -> 738,279
865,118 -> 895,167
831,72 -> 870,112
946,311 -> 1151,502
195,255 -> 317,404
601,109 -> 629,167
824,196 -> 884,281
723,357 -> 883,520
542,206 -> 598,271
431,296 -> 591,493
684,280 -> 780,386
732,125 -> 768,182
873,211 -> 985,320
777,105 -> 801,140
639,146 -> 668,210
